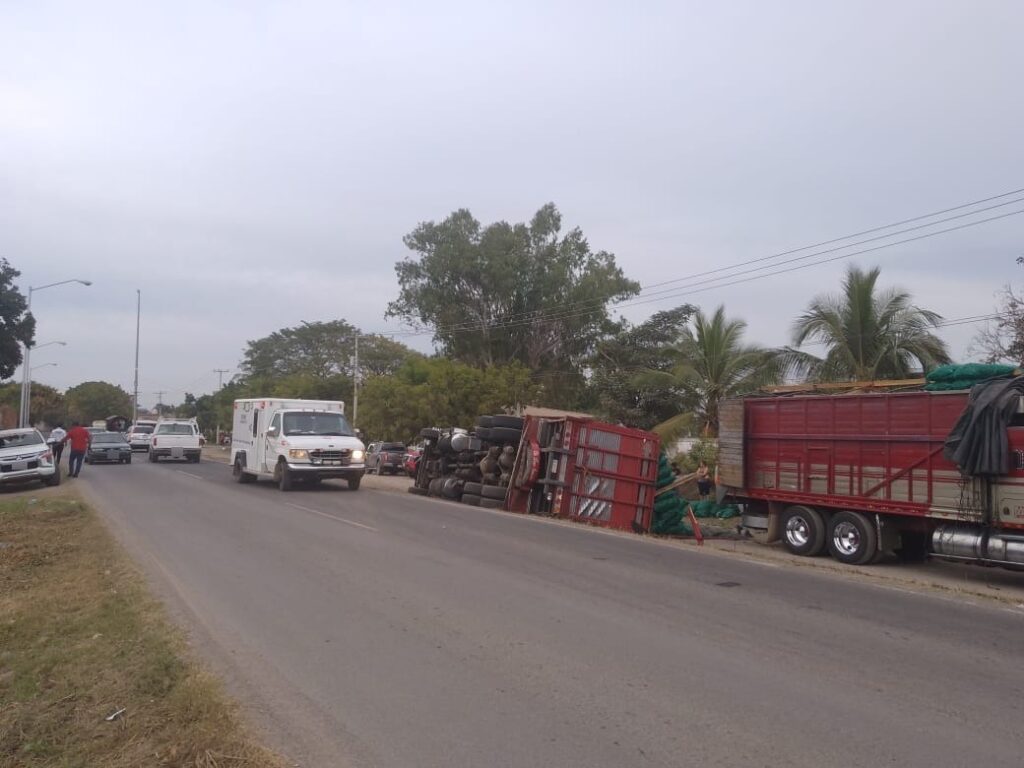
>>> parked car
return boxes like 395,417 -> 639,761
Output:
0,428 -> 60,487
365,442 -> 407,475
85,426 -> 106,437
403,446 -> 422,477
127,423 -> 155,451
149,418 -> 203,463
85,431 -> 133,464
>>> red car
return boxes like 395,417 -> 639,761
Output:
403,447 -> 422,477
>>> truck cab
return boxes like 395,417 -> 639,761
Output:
230,398 -> 365,491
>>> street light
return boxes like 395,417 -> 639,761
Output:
20,279 -> 91,427
31,362 -> 58,372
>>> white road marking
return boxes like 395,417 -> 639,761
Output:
285,502 -> 378,531
176,470 -> 205,480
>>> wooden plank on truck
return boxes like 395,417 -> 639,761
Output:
718,399 -> 745,488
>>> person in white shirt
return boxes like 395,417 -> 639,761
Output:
47,424 -> 67,463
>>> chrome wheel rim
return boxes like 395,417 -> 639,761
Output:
785,515 -> 811,547
833,521 -> 861,556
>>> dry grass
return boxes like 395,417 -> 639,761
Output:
0,495 -> 287,768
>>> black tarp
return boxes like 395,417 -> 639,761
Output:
943,376 -> 1024,476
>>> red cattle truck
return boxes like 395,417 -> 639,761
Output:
719,387 -> 1024,568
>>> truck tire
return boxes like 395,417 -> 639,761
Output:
481,484 -> 507,501
408,485 -> 428,495
348,475 -> 362,491
44,465 -> 61,487
277,463 -> 293,492
476,415 -> 494,428
475,427 -> 492,441
491,415 -> 524,429
488,427 -> 522,444
463,481 -> 483,496
480,496 -> 504,509
827,511 -> 878,565
781,505 -> 827,557
149,452 -> 157,463
461,494 -> 481,506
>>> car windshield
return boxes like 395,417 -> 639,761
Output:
131,425 -> 154,434
93,433 -> 127,444
382,443 -> 406,452
283,412 -> 353,437
0,431 -> 44,449
156,424 -> 196,435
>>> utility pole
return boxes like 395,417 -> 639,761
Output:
154,391 -> 166,415
214,369 -> 229,389
132,290 -> 140,426
353,334 -> 359,428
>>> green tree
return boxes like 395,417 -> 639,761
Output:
242,320 -> 418,380
0,381 -> 65,426
65,381 -> 132,424
791,265 -> 950,381
973,284 -> 1024,363
635,305 -> 784,438
358,358 -> 537,442
387,204 -> 639,376
589,305 -> 696,429
0,259 -> 36,379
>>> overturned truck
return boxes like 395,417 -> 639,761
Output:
721,379 -> 1024,569
411,408 -> 661,533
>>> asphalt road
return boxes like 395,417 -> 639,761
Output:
79,458 -> 1024,768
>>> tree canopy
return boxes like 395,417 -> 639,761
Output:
973,284 -> 1024,364
387,204 -> 639,374
0,382 -> 64,427
0,259 -> 36,380
790,265 -> 950,381
64,381 -> 132,425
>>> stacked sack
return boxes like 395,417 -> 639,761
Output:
651,452 -> 695,536
924,363 -> 1018,391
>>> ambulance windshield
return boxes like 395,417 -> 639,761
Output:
282,411 -> 353,437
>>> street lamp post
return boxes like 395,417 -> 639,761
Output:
19,279 -> 91,427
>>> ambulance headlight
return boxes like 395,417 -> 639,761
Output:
351,450 -> 364,461
288,449 -> 309,460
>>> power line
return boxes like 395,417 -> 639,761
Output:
384,207 -> 1024,340
383,186 -> 1024,340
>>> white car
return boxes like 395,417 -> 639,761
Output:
0,428 -> 60,487
126,424 -> 155,451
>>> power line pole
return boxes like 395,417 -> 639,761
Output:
132,289 -> 140,426
353,335 -> 359,428
214,369 -> 229,389
154,391 -> 166,415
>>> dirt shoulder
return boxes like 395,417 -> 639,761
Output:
0,489 -> 288,767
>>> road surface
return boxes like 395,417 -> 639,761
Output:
79,458 -> 1024,768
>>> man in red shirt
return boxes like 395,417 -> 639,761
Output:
63,422 -> 91,478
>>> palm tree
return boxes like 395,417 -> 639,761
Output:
636,305 -> 783,438
790,265 -> 950,381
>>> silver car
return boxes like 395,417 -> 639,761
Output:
0,428 -> 60,487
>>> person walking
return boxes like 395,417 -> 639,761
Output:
47,424 -> 67,464
63,422 -> 91,478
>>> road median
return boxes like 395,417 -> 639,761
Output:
0,492 -> 287,767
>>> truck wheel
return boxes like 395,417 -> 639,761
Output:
491,415 -> 524,429
277,463 -> 293,491
488,427 -> 522,444
480,496 -> 504,509
463,481 -> 483,496
44,465 -> 62,487
781,505 -> 826,557
233,458 -> 253,483
347,475 -> 362,491
149,452 -> 157,463
828,511 -> 878,565
481,484 -> 507,501
461,494 -> 481,506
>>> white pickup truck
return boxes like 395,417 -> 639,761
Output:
149,418 -> 203,463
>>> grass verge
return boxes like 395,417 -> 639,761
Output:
0,494 -> 286,768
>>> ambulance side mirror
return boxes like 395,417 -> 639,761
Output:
266,426 -> 279,438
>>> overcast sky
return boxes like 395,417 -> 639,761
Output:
3,0 -> 1022,408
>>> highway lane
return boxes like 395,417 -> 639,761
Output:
79,458 -> 1024,768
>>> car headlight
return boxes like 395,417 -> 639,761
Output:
288,449 -> 309,460
351,450 -> 364,461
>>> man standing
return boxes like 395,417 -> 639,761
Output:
48,423 -> 67,464
63,422 -> 91,478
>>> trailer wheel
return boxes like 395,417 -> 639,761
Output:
491,415 -> 524,429
781,505 -> 827,557
827,511 -> 878,565
481,484 -> 507,501
463,482 -> 483,496
480,496 -> 504,510
461,493 -> 481,506
488,427 -> 522,444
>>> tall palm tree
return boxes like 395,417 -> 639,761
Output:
636,305 -> 783,438
790,265 -> 950,381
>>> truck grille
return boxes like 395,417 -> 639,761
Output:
310,449 -> 350,465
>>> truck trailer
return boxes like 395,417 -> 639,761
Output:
720,387 -> 1024,568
